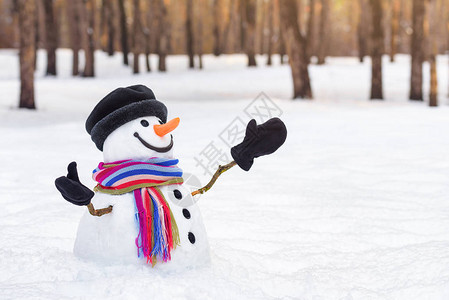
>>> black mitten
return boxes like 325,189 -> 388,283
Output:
55,162 -> 94,206
231,118 -> 287,171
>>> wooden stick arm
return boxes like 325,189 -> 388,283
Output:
86,160 -> 237,214
191,161 -> 236,196
87,203 -> 113,217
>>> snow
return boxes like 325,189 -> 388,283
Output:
1,49 -> 449,300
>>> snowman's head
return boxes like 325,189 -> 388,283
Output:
102,116 -> 179,162
86,85 -> 179,162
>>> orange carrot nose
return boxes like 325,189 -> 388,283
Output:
154,117 -> 180,137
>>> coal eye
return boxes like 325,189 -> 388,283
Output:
140,120 -> 149,127
158,120 -> 163,125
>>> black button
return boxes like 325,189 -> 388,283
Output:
173,189 -> 182,199
188,232 -> 195,244
182,209 -> 191,219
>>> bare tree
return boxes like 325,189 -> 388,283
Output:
132,0 -> 142,74
410,0 -> 425,101
244,0 -> 257,66
18,0 -> 36,109
104,0 -> 115,56
186,0 -> 195,68
80,0 -> 95,77
278,10 -> 286,63
118,0 -> 129,65
34,0 -> 41,71
275,0 -> 286,64
143,0 -> 152,72
227,0 -> 240,53
317,0 -> 329,65
258,0 -> 266,55
154,0 -> 169,71
67,0 -> 81,76
195,0 -> 205,69
390,0 -> 400,62
305,0 -> 316,62
438,0 -> 447,54
212,0 -> 222,56
296,0 -> 302,28
221,0 -> 234,53
266,0 -> 274,66
428,0 -> 438,106
369,0 -> 384,100
447,0 -> 449,98
239,0 -> 246,53
357,0 -> 368,63
279,0 -> 312,99
42,0 -> 57,75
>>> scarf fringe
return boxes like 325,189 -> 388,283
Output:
133,186 -> 180,265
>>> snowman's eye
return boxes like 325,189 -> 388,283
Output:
158,120 -> 163,125
140,120 -> 149,127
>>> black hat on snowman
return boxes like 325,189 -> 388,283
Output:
86,85 -> 168,151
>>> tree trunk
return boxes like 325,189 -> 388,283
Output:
18,0 -> 36,109
67,0 -> 81,76
228,0 -> 240,53
279,32 -> 286,64
348,0 -> 358,57
429,0 -> 438,107
446,1 -> 449,97
105,0 -> 115,56
144,37 -> 151,72
409,0 -> 425,101
132,0 -> 141,74
195,0 -> 204,69
423,0 -> 430,62
390,0 -> 400,62
272,0 -> 282,63
357,0 -> 368,63
279,0 -> 312,99
438,0 -> 447,54
305,0 -> 316,62
221,0 -> 233,54
258,0 -> 266,55
34,0 -> 43,71
144,0 -> 152,72
118,0 -> 129,65
397,0 -> 408,54
156,0 -> 168,71
100,0 -> 107,51
143,27 -> 150,72
245,0 -> 257,66
239,0 -> 246,53
186,0 -> 195,68
266,0 -> 274,66
42,0 -> 57,76
317,0 -> 329,64
82,0 -> 95,77
212,0 -> 222,56
369,0 -> 384,100
296,0 -> 302,30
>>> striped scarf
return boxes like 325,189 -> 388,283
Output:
92,158 -> 183,265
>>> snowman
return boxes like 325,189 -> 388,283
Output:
55,85 -> 287,267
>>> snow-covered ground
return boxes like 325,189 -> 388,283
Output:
1,49 -> 449,300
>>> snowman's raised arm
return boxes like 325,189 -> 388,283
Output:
191,117 -> 287,196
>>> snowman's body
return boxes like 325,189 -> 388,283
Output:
73,115 -> 210,267
74,186 -> 210,268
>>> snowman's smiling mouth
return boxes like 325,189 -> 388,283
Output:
133,132 -> 174,152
